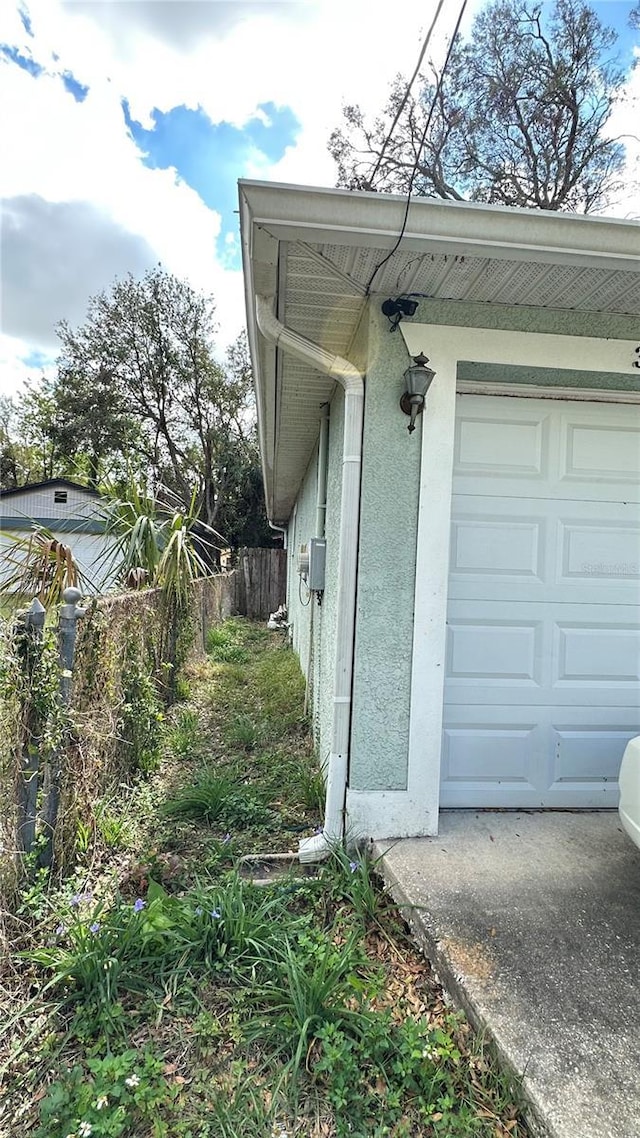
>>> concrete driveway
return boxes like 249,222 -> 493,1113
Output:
376,812 -> 640,1138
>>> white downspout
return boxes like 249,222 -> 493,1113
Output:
315,403 -> 330,539
255,295 -> 364,862
268,520 -> 287,549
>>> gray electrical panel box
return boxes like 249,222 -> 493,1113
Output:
307,537 -> 326,591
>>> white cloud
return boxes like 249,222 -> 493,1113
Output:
2,194 -> 157,348
0,334 -> 56,398
607,48 -> 640,220
0,61 -> 224,275
0,16 -> 247,390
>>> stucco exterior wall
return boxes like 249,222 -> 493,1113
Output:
284,388 -> 344,768
349,311 -> 421,792
411,298 -> 639,342
419,298 -> 640,392
286,446 -> 318,682
282,386 -> 341,769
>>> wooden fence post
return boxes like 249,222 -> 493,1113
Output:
15,598 -> 46,865
39,587 -> 86,869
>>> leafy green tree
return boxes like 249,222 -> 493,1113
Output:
2,270 -> 274,550
0,397 -> 20,489
50,364 -> 138,488
53,268 -> 272,545
214,428 -> 276,549
329,0 -> 628,211
13,382 -> 65,485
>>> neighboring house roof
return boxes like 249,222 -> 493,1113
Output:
0,478 -> 100,500
0,479 -> 106,534
239,180 -> 640,524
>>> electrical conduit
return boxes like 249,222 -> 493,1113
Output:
255,295 -> 364,861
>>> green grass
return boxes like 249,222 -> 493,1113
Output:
161,770 -> 270,827
0,618 -> 529,1138
206,621 -> 250,664
224,712 -> 260,751
167,707 -> 202,759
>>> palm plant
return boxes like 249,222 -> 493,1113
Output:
1,527 -> 92,607
98,479 -> 222,599
156,503 -> 212,603
97,480 -> 163,588
99,479 -> 223,701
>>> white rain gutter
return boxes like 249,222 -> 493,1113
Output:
255,294 -> 364,862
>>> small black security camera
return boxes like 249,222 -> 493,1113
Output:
399,298 -> 418,317
381,296 -> 419,329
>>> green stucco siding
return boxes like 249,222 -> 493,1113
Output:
457,363 -> 640,390
419,297 -> 639,390
285,390 -> 343,770
349,315 -> 421,792
286,446 -> 318,689
413,298 -> 639,343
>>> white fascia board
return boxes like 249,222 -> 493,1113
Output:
238,180 -> 640,273
401,324 -> 640,376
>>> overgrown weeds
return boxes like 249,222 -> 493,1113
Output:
0,618 -> 529,1138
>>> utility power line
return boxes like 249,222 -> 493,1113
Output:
365,0 -> 470,296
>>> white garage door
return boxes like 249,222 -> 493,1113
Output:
442,394 -> 640,808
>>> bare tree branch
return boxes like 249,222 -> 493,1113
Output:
328,0 -> 628,212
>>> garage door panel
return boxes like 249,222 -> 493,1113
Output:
451,516 -> 543,578
444,394 -> 640,807
442,720 -> 538,786
552,726 -> 638,784
455,413 -> 549,477
454,397 -> 640,501
554,622 -> 640,687
561,420 -> 640,487
441,707 -> 636,806
451,500 -> 640,604
448,602 -> 639,704
446,618 -> 543,686
559,520 -> 640,588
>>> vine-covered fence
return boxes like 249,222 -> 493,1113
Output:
0,555 -> 285,895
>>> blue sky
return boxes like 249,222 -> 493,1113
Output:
0,0 -> 638,394
593,0 -> 639,61
122,99 -> 300,268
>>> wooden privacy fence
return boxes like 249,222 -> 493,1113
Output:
234,546 -> 287,621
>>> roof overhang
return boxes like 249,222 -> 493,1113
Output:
239,180 -> 640,524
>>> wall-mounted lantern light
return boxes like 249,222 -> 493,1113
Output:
400,352 -> 436,434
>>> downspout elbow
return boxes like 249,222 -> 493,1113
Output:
255,294 -> 364,396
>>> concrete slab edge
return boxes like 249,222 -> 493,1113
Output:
374,843 -> 552,1138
